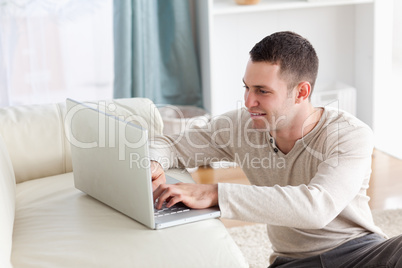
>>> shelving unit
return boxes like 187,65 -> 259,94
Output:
195,0 -> 376,127
213,0 -> 374,15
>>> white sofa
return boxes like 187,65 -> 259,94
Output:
0,98 -> 248,268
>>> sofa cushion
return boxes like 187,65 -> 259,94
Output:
0,103 -> 70,184
0,134 -> 16,268
0,98 -> 163,184
12,173 -> 247,268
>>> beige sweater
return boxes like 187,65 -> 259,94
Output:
149,107 -> 386,262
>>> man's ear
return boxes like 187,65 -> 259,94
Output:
295,82 -> 311,103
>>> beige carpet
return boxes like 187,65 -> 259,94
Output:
227,209 -> 402,268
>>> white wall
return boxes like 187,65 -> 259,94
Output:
373,0 -> 402,159
393,0 -> 402,63
210,6 -> 359,116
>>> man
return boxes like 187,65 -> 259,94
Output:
149,31 -> 402,267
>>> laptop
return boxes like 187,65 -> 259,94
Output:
65,98 -> 220,229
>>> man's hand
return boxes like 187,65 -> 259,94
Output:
150,161 -> 166,191
153,183 -> 218,210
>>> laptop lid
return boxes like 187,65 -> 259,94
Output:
66,98 -> 155,229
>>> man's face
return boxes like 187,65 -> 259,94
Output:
243,60 -> 297,131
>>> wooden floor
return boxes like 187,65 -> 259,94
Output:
190,149 -> 402,228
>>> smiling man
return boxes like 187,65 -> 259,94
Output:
149,31 -> 402,267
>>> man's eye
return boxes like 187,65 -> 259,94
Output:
259,89 -> 269,94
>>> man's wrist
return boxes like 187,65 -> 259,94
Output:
210,184 -> 219,207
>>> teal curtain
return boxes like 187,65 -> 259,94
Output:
113,0 -> 202,107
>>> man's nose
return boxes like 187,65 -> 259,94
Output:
244,90 -> 258,108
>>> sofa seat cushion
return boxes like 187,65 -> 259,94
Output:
11,173 -> 247,268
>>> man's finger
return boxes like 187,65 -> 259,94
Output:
152,172 -> 166,191
156,185 -> 177,209
167,195 -> 183,208
153,183 -> 167,203
152,177 -> 162,192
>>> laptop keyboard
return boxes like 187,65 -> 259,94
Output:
154,202 -> 191,218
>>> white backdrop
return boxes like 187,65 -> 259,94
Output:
394,0 -> 402,63
373,0 -> 402,159
0,0 -> 113,107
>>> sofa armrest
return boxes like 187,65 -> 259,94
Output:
0,134 -> 16,268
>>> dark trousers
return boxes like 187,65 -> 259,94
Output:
269,233 -> 402,268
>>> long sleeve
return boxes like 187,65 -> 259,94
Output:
218,124 -> 374,228
148,110 -> 242,170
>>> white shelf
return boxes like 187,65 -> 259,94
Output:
213,0 -> 374,15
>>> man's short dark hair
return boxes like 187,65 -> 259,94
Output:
249,31 -> 319,98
